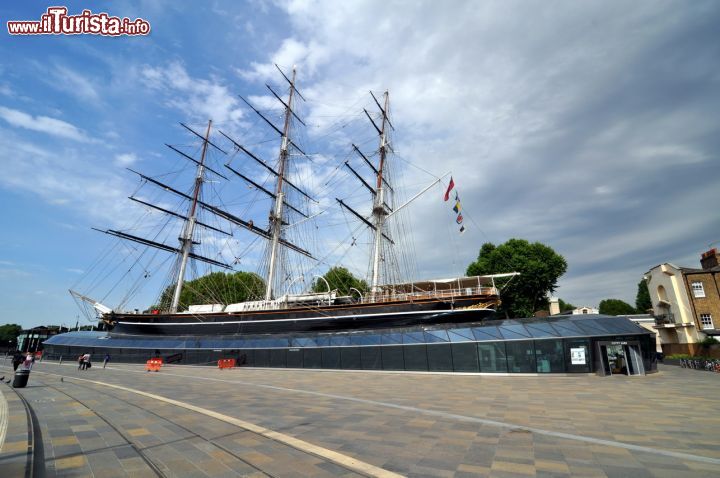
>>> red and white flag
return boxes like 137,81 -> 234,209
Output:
443,177 -> 455,201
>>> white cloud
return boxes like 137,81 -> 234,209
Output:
234,0 -> 720,306
2,1 -> 717,321
0,131 -> 137,228
239,38 -> 329,81
49,64 -> 101,102
632,144 -> 707,166
0,268 -> 31,278
0,106 -> 89,142
140,62 -> 245,127
115,153 -> 139,166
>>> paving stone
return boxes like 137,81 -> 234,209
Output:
2,362 -> 720,477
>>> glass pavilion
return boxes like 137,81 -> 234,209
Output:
42,314 -> 656,375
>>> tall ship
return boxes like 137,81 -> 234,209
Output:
70,66 -> 507,337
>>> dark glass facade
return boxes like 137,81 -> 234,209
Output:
42,315 -> 657,374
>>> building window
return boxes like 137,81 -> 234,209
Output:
692,282 -> 705,298
700,314 -> 714,330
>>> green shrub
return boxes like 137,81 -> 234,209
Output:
666,353 -> 716,360
666,354 -> 691,360
700,337 -> 719,347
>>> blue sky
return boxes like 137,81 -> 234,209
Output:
1,1 -> 719,329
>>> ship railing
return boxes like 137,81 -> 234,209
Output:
182,286 -> 498,314
362,286 -> 498,305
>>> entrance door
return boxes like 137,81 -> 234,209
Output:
625,345 -> 645,376
606,344 -> 628,375
599,345 -> 612,376
597,341 -> 645,376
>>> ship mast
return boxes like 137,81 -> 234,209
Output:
94,115 -> 317,312
218,66 -> 315,300
265,67 -> 298,301
170,120 -> 212,312
370,92 -> 391,297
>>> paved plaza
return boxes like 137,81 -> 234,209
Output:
1,360 -> 719,477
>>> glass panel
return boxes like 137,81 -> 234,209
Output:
254,349 -> 270,367
498,325 -> 532,339
403,332 -> 426,344
276,338 -> 292,348
575,319 -> 611,336
403,345 -> 428,371
424,330 -> 450,343
238,350 -> 250,366
505,341 -> 536,373
472,326 -> 503,341
604,318 -> 642,334
564,339 -> 590,373
381,346 -> 405,370
381,332 -> 403,345
534,339 -> 565,373
551,320 -> 585,337
269,349 -> 286,367
525,323 -> 560,338
361,346 -> 382,370
451,343 -> 479,372
448,328 -> 475,342
303,348 -> 322,368
478,342 -> 507,373
330,335 -> 351,346
292,337 -> 315,347
209,339 -> 229,348
350,334 -> 382,346
340,347 -> 362,369
322,348 -> 341,369
427,344 -> 453,371
286,348 -> 303,368
314,336 -> 331,347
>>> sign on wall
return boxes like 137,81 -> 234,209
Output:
570,347 -> 587,365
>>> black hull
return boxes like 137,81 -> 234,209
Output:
111,297 -> 495,336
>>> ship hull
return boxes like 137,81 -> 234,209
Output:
111,296 -> 495,336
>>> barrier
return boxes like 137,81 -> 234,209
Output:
165,353 -> 183,364
145,358 -> 163,372
217,358 -> 236,370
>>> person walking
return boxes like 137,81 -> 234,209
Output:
78,354 -> 84,370
12,351 -> 23,371
103,353 -> 110,368
23,353 -> 34,370
82,353 -> 91,370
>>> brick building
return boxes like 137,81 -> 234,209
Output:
684,248 -> 720,335
645,248 -> 720,355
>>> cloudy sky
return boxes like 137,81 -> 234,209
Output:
0,0 -> 718,329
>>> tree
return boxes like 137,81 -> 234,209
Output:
313,266 -> 368,296
0,323 -> 22,350
157,271 -> 266,311
598,299 -> 636,316
466,239 -> 568,318
635,278 -> 652,313
558,298 -> 575,312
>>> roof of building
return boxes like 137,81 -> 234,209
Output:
682,266 -> 720,274
44,314 -> 652,350
646,263 -> 720,275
